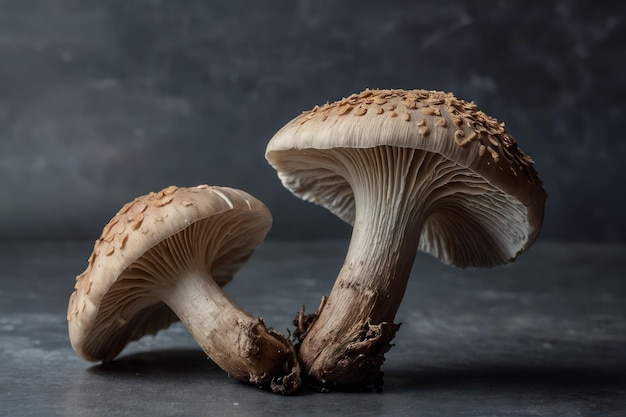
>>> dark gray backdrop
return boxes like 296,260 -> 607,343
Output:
1,0 -> 624,242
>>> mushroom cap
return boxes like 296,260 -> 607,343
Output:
266,88 -> 546,267
67,185 -> 272,361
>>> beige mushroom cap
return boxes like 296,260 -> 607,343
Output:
266,88 -> 546,267
67,185 -> 272,361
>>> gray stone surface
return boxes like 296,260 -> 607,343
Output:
1,1 -> 625,241
1,240 -> 625,415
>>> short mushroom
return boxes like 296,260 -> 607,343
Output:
266,88 -> 546,389
67,185 -> 301,394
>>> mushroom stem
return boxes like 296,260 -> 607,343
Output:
297,211 -> 423,388
161,270 -> 299,393
296,147 -> 440,388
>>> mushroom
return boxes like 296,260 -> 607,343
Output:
67,185 -> 301,394
265,88 -> 546,389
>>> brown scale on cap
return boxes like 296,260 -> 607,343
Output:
354,106 -> 368,116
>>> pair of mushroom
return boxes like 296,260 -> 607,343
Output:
68,88 -> 546,393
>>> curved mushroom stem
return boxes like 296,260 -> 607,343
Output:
122,215 -> 302,395
296,147 -> 453,389
162,271 -> 300,394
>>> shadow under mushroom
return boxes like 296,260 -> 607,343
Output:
88,348 -> 219,378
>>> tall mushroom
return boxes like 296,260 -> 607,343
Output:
266,88 -> 546,389
67,185 -> 301,394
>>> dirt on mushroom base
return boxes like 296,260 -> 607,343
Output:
237,318 -> 302,394
293,298 -> 400,392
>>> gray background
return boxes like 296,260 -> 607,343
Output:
1,0 -> 624,242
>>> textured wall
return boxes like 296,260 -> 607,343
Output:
1,0 -> 624,241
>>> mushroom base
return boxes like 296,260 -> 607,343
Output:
229,318 -> 302,395
295,303 -> 400,390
